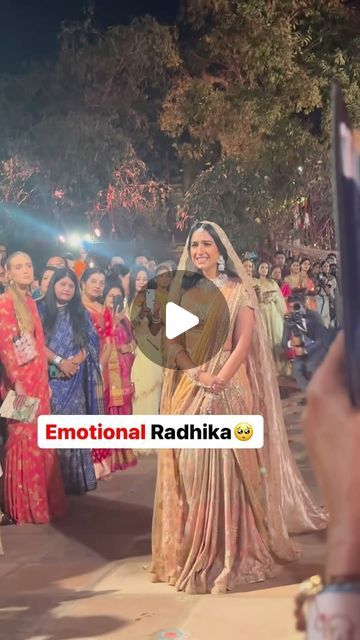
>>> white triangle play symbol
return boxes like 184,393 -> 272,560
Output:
165,302 -> 199,340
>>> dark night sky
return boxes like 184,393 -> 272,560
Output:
2,0 -> 359,74
0,0 -> 180,73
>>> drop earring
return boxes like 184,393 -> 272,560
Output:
218,256 -> 225,272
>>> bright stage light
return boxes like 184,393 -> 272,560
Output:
94,227 -> 101,238
58,234 -> 66,244
68,233 -> 82,247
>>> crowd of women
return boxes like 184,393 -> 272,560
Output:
0,246 -> 175,524
0,226 -> 330,594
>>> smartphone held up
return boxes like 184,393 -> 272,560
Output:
112,294 -> 124,314
145,288 -> 156,311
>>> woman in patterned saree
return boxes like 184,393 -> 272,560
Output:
151,222 -> 327,594
39,268 -> 101,495
81,268 -> 136,478
0,252 -> 66,524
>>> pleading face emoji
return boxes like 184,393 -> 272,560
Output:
234,422 -> 253,442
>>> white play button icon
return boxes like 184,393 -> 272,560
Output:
129,270 -> 230,369
165,302 -> 199,340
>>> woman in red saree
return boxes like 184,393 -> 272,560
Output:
271,267 -> 292,303
0,252 -> 66,524
81,268 -> 137,478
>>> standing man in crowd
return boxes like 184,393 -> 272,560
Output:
274,250 -> 286,271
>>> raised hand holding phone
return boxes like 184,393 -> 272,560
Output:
145,288 -> 155,310
332,83 -> 360,407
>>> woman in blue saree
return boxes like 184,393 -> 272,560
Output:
39,268 -> 104,495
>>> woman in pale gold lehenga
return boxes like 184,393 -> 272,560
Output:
150,221 -> 327,595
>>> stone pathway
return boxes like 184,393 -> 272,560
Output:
0,392 -> 325,640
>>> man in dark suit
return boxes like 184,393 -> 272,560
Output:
282,290 -> 337,390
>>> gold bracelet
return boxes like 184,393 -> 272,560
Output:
294,575 -> 323,632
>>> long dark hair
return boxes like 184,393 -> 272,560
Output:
80,267 -> 106,289
103,278 -> 125,302
257,261 -> 271,279
103,278 -> 132,336
42,268 -> 89,348
128,265 -> 149,305
39,265 -> 57,287
183,221 -> 237,289
300,256 -> 314,280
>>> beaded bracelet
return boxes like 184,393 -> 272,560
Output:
295,574 -> 360,632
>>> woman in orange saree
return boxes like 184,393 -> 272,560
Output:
299,257 -> 317,312
0,252 -> 66,524
150,222 -> 327,594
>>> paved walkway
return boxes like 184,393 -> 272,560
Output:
0,392 -> 325,640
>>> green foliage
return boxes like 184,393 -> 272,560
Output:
0,16 -> 180,205
164,0 -> 360,244
0,1 -> 359,246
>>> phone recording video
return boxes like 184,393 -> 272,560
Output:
145,287 -> 155,311
112,293 -> 124,314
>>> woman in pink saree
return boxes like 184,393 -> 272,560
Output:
150,221 -> 327,594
